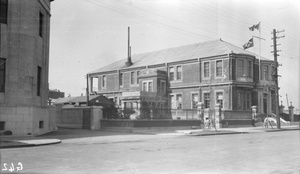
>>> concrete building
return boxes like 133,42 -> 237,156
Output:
0,0 -> 55,135
87,39 -> 276,119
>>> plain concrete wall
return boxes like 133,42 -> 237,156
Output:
0,106 -> 56,136
56,106 -> 103,130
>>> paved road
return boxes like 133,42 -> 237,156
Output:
1,130 -> 300,174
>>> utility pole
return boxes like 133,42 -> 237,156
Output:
271,29 -> 285,129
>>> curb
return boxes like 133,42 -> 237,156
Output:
0,139 -> 62,149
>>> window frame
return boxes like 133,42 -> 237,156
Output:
0,58 -> 6,92
215,60 -> 223,77
39,11 -> 44,37
169,66 -> 175,81
102,75 -> 106,89
191,92 -> 199,109
170,93 -> 183,109
203,92 -> 210,109
0,0 -> 8,24
203,61 -> 210,78
160,80 -> 166,94
37,66 -> 42,96
176,65 -> 182,80
215,90 -> 224,108
119,73 -> 123,87
142,80 -> 153,92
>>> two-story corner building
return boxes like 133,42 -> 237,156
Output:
87,39 -> 276,119
0,0 -> 55,135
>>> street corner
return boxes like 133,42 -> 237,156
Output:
0,139 -> 62,149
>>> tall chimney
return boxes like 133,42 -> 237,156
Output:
126,27 -> 133,67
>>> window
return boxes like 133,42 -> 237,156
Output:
142,80 -> 153,92
216,60 -> 223,77
169,65 -> 182,81
39,12 -> 44,37
0,0 -> 8,24
216,92 -> 223,108
102,75 -> 106,88
39,121 -> 44,129
0,58 -> 6,92
203,62 -> 210,78
0,121 -> 5,130
169,67 -> 174,81
176,94 -> 182,109
37,66 -> 42,96
160,80 -> 166,94
203,93 -> 210,108
136,71 -> 140,84
119,73 -> 123,86
237,90 -> 251,110
142,82 -> 147,91
176,66 -> 182,80
130,72 -> 135,85
191,93 -> 199,109
170,94 -> 182,109
148,81 -> 153,92
247,60 -> 252,77
263,65 -> 269,80
237,59 -> 244,77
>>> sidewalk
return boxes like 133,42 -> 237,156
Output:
0,125 -> 299,149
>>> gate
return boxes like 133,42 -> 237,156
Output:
82,109 -> 91,129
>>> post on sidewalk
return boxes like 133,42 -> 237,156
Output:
288,104 -> 294,122
197,102 -> 204,128
251,105 -> 257,126
214,103 -> 221,129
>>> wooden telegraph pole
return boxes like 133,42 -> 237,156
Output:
271,29 -> 285,129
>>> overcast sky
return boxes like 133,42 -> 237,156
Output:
49,0 -> 300,109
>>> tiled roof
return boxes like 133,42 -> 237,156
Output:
89,39 -> 270,74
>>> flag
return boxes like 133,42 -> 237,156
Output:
243,38 -> 254,50
249,22 -> 260,31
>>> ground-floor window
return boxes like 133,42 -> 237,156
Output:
237,90 -> 252,110
203,92 -> 210,108
191,93 -> 199,109
170,93 -> 182,109
216,91 -> 223,108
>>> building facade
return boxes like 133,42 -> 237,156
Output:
87,39 -> 276,119
0,0 -> 55,135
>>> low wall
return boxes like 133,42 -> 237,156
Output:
56,106 -> 103,130
223,110 -> 252,120
101,119 -> 202,128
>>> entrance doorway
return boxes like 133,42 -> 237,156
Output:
263,93 -> 268,114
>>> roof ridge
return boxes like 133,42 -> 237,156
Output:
219,38 -> 233,53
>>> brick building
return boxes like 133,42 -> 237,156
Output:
87,39 -> 276,119
0,0 -> 55,135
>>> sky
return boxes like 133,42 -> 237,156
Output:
49,0 -> 300,109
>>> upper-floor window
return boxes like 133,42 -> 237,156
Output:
142,80 -> 153,92
160,80 -> 166,94
237,59 -> 244,77
216,60 -> 223,77
136,71 -> 140,84
237,59 -> 253,77
191,93 -> 199,109
203,62 -> 210,78
246,60 -> 252,77
169,67 -> 174,81
0,0 -> 8,24
102,75 -> 106,88
39,12 -> 44,37
169,65 -> 182,81
176,66 -> 182,80
262,65 -> 269,81
37,66 -> 42,96
0,58 -> 6,92
130,72 -> 135,85
119,73 -> 123,86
